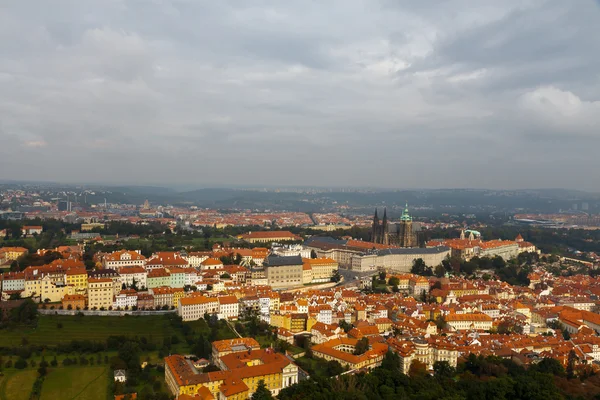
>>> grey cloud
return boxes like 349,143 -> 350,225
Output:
0,0 -> 599,190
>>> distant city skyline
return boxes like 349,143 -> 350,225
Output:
1,1 -> 599,190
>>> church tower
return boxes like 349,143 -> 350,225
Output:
371,209 -> 381,244
399,203 -> 416,247
382,208 -> 389,245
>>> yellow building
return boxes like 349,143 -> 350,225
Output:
237,231 -> 301,244
311,338 -> 388,370
270,314 -> 292,331
0,247 -> 28,262
211,338 -> 261,367
88,278 -> 114,309
173,288 -> 185,307
166,348 -> 298,398
65,268 -> 88,292
81,223 -> 105,232
302,257 -> 338,283
302,264 -> 313,284
24,275 -> 74,303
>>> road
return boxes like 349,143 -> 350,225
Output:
335,268 -> 378,288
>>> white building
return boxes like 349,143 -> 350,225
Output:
218,295 -> 240,321
118,267 -> 147,290
178,296 -> 219,322
184,269 -> 200,287
1,272 -> 26,292
103,250 -> 146,271
184,252 -> 210,268
113,290 -> 138,309
446,313 -> 493,331
271,244 -> 311,259
317,306 -> 333,325
351,247 -> 450,273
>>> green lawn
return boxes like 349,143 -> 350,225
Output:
295,356 -> 335,379
0,369 -> 38,400
0,315 -> 181,347
40,366 -> 108,400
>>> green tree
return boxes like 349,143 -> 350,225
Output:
251,380 -> 274,400
566,349 -> 577,379
532,358 -> 565,377
338,320 -> 351,333
411,258 -> 432,276
433,360 -> 456,380
434,264 -> 445,278
331,271 -> 341,283
388,276 -> 400,286
353,337 -> 369,355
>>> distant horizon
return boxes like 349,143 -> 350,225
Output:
0,178 -> 598,195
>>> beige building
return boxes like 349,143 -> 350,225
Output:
351,247 -> 450,273
24,275 -> 74,303
88,278 -> 115,309
103,250 -> 146,271
237,231 -> 301,244
0,247 -> 28,262
177,295 -> 219,321
446,313 -> 493,331
302,257 -> 338,283
264,255 -> 303,290
311,338 -> 388,370
387,337 -> 458,374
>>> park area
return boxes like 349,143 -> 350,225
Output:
0,366 -> 109,400
0,314 -> 183,347
0,369 -> 38,400
40,366 -> 108,400
0,314 -> 239,399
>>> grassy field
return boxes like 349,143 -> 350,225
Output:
40,366 -> 108,400
0,314 -> 181,346
0,369 -> 38,400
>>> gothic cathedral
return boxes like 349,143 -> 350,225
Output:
371,204 -> 418,247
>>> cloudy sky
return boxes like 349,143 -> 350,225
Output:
1,1 -> 599,191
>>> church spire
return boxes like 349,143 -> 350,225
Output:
400,203 -> 412,222
373,209 -> 379,222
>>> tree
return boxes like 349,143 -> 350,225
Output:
10,260 -> 19,272
14,358 -> 27,369
388,277 -> 400,286
310,250 -> 318,259
251,380 -> 274,400
381,350 -> 400,372
411,258 -> 431,276
434,264 -> 445,278
532,358 -> 565,377
408,359 -> 427,378
10,299 -> 38,324
435,315 -> 447,330
325,360 -> 344,376
567,349 -> 577,379
433,360 -> 456,380
339,320 -> 351,333
330,271 -> 341,283
353,337 -> 369,355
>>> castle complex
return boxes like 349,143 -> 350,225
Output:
371,204 -> 418,247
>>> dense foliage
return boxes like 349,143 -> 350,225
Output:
279,352 -> 597,400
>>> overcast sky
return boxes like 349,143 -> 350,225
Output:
1,1 -> 599,191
